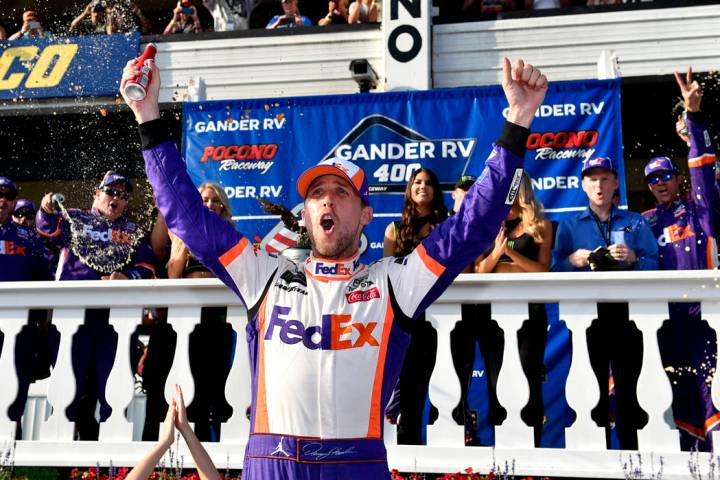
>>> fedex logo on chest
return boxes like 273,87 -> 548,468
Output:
264,306 -> 379,350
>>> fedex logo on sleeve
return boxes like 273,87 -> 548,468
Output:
264,306 -> 379,350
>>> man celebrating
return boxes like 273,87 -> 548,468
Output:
642,68 -> 720,451
122,57 -> 547,478
36,173 -> 156,440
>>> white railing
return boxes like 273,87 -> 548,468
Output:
1,272 -> 720,478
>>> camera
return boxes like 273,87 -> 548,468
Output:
27,20 -> 41,29
349,59 -> 379,93
91,0 -> 107,11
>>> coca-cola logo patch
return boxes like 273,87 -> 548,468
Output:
345,287 -> 381,304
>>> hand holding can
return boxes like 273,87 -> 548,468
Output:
122,43 -> 157,101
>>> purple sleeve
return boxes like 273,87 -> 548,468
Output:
686,112 -> 719,239
143,139 -> 244,292
35,209 -> 64,243
407,123 -> 527,316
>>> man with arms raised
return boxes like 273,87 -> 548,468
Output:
122,57 -> 547,479
643,68 -> 720,451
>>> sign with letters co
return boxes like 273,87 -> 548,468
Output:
0,33 -> 140,100
182,79 -> 623,263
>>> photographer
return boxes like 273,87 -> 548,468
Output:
266,0 -> 312,29
164,1 -> 203,34
551,156 -> 657,450
70,1 -> 113,35
9,10 -> 54,40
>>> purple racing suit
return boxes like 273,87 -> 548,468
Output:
35,206 -> 156,438
0,219 -> 51,281
642,111 -> 720,450
140,118 -> 528,479
36,207 -> 156,280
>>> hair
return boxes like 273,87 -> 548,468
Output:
394,168 -> 448,256
199,181 -> 232,220
514,171 -> 546,244
172,183 -> 232,256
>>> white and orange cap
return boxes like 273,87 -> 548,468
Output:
297,157 -> 370,205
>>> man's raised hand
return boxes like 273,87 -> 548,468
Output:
674,66 -> 702,113
119,58 -> 161,124
502,58 -> 548,129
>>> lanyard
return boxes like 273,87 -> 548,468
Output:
590,210 -> 613,246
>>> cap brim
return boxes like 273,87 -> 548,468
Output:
297,165 -> 359,199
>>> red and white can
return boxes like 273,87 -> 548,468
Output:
123,43 -> 157,101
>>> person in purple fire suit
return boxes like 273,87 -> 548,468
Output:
642,67 -> 720,452
35,172 -> 157,440
121,55 -> 547,478
0,177 -> 57,439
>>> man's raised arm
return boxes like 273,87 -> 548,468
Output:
120,58 -> 277,307
390,58 -> 548,319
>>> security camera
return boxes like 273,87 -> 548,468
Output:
349,59 -> 379,93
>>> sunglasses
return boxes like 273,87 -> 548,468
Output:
101,186 -> 130,200
0,191 -> 17,200
13,210 -> 35,219
647,172 -> 675,185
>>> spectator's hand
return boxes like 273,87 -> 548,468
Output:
608,244 -> 636,263
569,249 -> 592,268
502,58 -> 548,129
676,114 -> 690,146
675,66 -> 702,113
492,228 -> 507,256
158,398 -> 177,450
174,384 -> 192,436
84,2 -> 94,15
189,6 -> 199,20
40,192 -> 56,214
101,271 -> 129,280
120,58 -> 161,123
173,2 -> 183,20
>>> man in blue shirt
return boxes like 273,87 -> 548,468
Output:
266,0 -> 312,28
551,157 -> 658,450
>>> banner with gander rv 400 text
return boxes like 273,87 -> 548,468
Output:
182,79 -> 623,263
0,33 -> 140,100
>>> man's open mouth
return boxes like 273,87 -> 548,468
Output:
321,215 -> 335,233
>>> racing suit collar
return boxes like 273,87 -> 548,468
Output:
305,252 -> 363,281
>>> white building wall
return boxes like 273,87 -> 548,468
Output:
152,27 -> 386,103
433,5 -> 720,88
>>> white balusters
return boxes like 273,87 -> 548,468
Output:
164,306 -> 201,431
221,306 -> 250,442
0,309 -> 28,438
99,307 -> 142,441
631,301 -> 678,451
425,303 -> 464,445
40,308 -> 84,441
493,302 -> 533,448
561,302 -> 605,450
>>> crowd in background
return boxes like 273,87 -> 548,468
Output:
0,0 -> 699,41
0,0 -> 380,40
